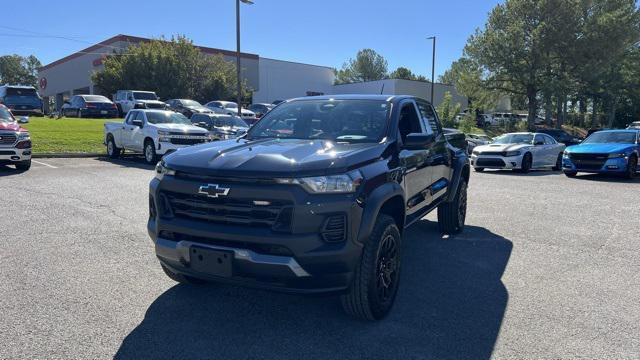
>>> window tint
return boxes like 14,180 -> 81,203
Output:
398,102 -> 423,143
544,135 -> 556,145
415,100 -> 439,134
534,135 -> 544,144
125,111 -> 136,124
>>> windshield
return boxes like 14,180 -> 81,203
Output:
492,133 -> 534,144
83,95 -> 110,102
0,107 -> 16,123
145,111 -> 192,125
132,92 -> 158,100
224,102 -> 238,109
248,99 -> 390,143
181,100 -> 202,107
582,131 -> 637,144
214,116 -> 248,128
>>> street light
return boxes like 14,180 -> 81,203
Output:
426,36 -> 436,105
236,0 -> 253,117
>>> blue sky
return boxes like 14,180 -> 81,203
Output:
1,0 -> 500,79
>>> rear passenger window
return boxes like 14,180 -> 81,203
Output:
415,100 -> 440,135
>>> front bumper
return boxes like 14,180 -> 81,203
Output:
0,147 -> 32,162
156,139 -> 209,155
562,156 -> 630,173
147,177 -> 364,294
470,154 -> 522,169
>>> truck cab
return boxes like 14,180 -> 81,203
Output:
114,90 -> 166,117
0,104 -> 32,170
148,95 -> 470,320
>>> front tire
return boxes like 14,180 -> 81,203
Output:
15,159 -> 31,171
625,155 -> 637,179
341,214 -> 401,321
518,153 -> 532,173
144,139 -> 157,164
437,179 -> 468,235
552,153 -> 563,171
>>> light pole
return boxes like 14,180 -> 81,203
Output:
236,0 -> 253,117
427,36 -> 436,105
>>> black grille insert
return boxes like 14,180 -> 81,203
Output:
476,158 -> 506,167
321,215 -> 347,242
160,190 -> 293,230
159,231 -> 293,256
569,153 -> 607,170
0,133 -> 17,145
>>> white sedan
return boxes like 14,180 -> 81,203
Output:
205,100 -> 256,118
470,132 -> 566,173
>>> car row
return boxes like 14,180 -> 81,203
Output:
0,85 -> 44,116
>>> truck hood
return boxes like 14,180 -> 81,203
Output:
164,138 -> 387,177
153,123 -> 209,134
474,143 -> 532,153
0,122 -> 26,132
566,143 -> 634,154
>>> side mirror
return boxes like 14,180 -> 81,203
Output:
18,116 -> 29,124
404,133 -> 435,149
132,120 -> 143,127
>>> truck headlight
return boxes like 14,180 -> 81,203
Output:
155,161 -> 175,180
17,132 -> 30,141
608,153 -> 627,159
158,130 -> 170,143
503,150 -> 521,157
277,170 -> 363,193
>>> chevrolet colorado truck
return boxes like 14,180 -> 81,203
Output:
104,109 -> 209,164
0,104 -> 31,170
148,95 -> 470,320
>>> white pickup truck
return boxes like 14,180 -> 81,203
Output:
104,109 -> 210,164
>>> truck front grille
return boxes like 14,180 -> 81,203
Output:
145,103 -> 165,109
170,137 -> 207,145
159,190 -> 293,230
569,153 -> 607,170
0,133 -> 17,146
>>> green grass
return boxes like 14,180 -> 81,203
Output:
22,117 -> 116,154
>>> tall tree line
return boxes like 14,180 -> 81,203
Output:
440,0 -> 640,130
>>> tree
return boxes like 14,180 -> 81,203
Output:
334,49 -> 388,84
92,36 -> 249,103
436,91 -> 462,128
0,55 -> 41,87
390,67 -> 415,80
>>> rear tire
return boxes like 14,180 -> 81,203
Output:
106,135 -> 121,159
341,214 -> 401,321
552,153 -> 563,171
144,139 -> 157,164
15,159 -> 31,171
437,179 -> 468,235
161,264 -> 206,284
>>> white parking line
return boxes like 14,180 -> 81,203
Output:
32,160 -> 58,169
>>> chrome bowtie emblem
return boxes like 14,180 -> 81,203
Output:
198,184 -> 230,198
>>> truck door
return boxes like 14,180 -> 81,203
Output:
416,99 -> 451,202
398,100 -> 435,216
129,111 -> 146,151
122,111 -> 140,149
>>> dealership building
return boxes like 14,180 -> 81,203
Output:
37,34 -> 466,112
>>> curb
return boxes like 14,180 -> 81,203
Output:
32,153 -> 104,159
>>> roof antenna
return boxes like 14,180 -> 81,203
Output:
380,83 -> 385,95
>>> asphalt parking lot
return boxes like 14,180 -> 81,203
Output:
1,157 -> 638,359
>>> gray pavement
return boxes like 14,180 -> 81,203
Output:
0,157 -> 638,359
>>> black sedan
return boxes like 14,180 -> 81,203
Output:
537,128 -> 582,146
61,95 -> 119,118
166,99 -> 213,118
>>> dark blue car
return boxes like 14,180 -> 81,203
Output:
562,129 -> 640,178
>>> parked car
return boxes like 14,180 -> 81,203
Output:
190,113 -> 249,140
479,114 -> 495,127
465,133 -> 490,154
443,128 -> 470,153
626,121 -> 640,129
562,129 -> 639,179
148,95 -> 470,320
204,101 -> 256,118
247,103 -> 274,118
587,128 -> 612,137
61,95 -> 118,118
471,132 -> 566,172
468,134 -> 492,143
114,90 -> 166,117
0,85 -> 43,116
104,109 -> 209,164
536,128 -> 582,146
0,104 -> 31,170
166,99 -> 213,118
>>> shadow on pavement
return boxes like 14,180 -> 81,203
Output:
0,164 -> 26,177
115,222 -> 512,360
97,155 -> 156,171
478,169 -> 560,177
569,173 -> 640,183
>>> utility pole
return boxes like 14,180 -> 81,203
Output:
427,36 -> 436,105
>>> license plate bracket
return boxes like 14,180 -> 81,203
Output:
190,246 -> 233,277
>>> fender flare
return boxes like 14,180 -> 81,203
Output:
446,152 -> 470,202
356,182 -> 405,245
